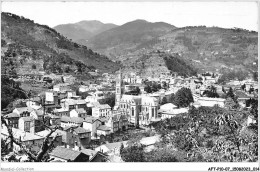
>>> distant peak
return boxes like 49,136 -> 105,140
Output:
130,19 -> 148,23
77,20 -> 104,25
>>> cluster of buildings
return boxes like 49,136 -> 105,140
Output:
2,68 -> 258,162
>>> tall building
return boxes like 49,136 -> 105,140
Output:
114,69 -> 123,109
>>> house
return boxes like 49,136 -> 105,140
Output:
197,97 -> 225,107
47,114 -> 61,126
96,125 -> 111,136
13,107 -> 34,117
105,112 -> 128,133
159,103 -> 177,111
49,146 -> 89,162
63,75 -> 76,83
79,85 -> 90,93
45,90 -> 59,105
82,116 -> 102,137
18,117 -> 35,133
30,109 -> 45,132
159,108 -> 189,120
140,135 -> 161,152
26,97 -> 42,110
60,116 -> 84,128
70,108 -> 88,118
1,126 -> 44,153
53,83 -> 70,92
63,126 -> 91,150
81,149 -> 109,162
247,115 -> 257,126
60,99 -> 87,111
85,91 -> 105,103
36,129 -> 63,147
53,108 -> 70,117
95,141 -> 128,156
66,90 -> 77,99
92,104 -> 111,118
5,112 -> 19,128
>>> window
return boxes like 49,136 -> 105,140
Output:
132,107 -> 134,117
152,108 -> 155,117
24,122 -> 30,132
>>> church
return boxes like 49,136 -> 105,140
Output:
114,69 -> 160,127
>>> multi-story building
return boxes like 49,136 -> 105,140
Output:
92,104 -> 111,118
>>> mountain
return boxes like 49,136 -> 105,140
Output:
121,50 -> 197,78
98,25 -> 257,76
87,19 -> 176,56
52,24 -> 93,41
152,26 -> 258,73
53,20 -> 117,42
1,12 -> 120,77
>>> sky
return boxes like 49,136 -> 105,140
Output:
1,1 -> 259,31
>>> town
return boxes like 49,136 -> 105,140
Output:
1,68 -> 258,162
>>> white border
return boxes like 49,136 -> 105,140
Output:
0,0 -> 259,172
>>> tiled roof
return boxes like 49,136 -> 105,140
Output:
14,107 -> 34,114
6,112 -> 19,118
61,99 -> 76,105
75,108 -> 87,114
84,116 -> 99,123
61,116 -> 83,124
1,127 -> 44,141
50,146 -> 81,161
74,100 -> 87,105
97,125 -> 111,131
74,127 -> 91,134
94,104 -> 111,109
81,149 -> 97,157
60,116 -> 71,122
99,117 -> 109,123
36,130 -> 62,138
235,91 -> 252,99
53,108 -> 69,113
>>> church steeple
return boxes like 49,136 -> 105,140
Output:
115,68 -> 123,109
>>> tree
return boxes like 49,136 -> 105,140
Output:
241,84 -> 246,91
224,97 -> 238,110
144,85 -> 152,93
145,147 -> 181,162
226,87 -> 236,102
119,143 -> 124,155
1,116 -> 59,162
31,64 -> 36,69
161,97 -> 167,105
173,87 -> 194,108
120,145 -> 146,162
202,90 -> 219,98
253,72 -> 258,81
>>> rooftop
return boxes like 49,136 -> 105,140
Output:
1,127 -> 44,141
50,146 -> 83,161
97,125 -> 111,131
5,112 -> 20,118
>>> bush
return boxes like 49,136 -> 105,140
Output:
32,64 -> 36,69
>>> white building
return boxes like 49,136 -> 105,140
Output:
197,97 -> 225,107
92,104 -> 111,118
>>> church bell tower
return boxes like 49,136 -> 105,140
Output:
115,68 -> 123,109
